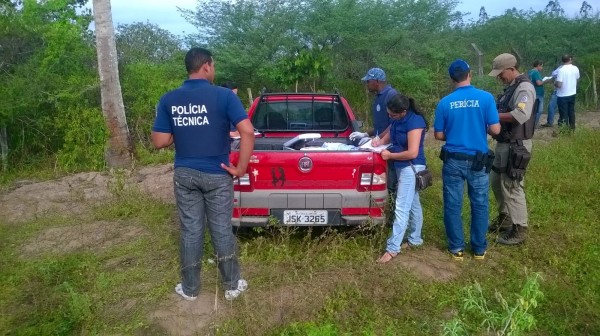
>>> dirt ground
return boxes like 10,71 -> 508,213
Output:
1,111 -> 598,334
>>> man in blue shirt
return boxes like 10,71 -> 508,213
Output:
152,48 -> 255,301
349,68 -> 399,203
527,61 -> 549,128
434,59 -> 500,261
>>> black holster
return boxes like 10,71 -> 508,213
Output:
485,150 -> 495,173
506,140 -> 531,181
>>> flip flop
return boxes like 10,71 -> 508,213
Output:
376,251 -> 398,264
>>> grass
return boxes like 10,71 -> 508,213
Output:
0,129 -> 599,335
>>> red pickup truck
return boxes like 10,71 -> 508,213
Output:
229,93 -> 387,227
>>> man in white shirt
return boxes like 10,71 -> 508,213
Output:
555,54 -> 580,131
541,65 -> 562,127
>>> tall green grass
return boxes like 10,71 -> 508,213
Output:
0,129 -> 598,335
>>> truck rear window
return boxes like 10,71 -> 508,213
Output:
252,100 -> 350,131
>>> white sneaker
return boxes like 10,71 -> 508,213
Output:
224,279 -> 248,301
175,283 -> 197,301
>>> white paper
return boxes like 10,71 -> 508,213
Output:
359,139 -> 391,153
542,76 -> 553,82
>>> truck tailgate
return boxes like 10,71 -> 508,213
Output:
229,150 -> 387,226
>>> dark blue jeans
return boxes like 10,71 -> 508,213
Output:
442,158 -> 489,254
547,91 -> 558,126
174,167 -> 241,296
533,96 -> 544,127
387,159 -> 398,198
557,94 -> 576,130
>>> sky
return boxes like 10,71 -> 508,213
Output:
103,0 -> 589,36
105,0 -> 198,35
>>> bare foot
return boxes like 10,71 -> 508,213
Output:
377,251 -> 398,264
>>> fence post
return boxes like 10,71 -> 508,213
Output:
471,43 -> 483,76
593,65 -> 598,109
1,126 -> 8,172
247,88 -> 253,107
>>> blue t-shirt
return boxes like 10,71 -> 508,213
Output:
390,110 -> 427,169
433,85 -> 499,155
152,79 -> 248,174
528,69 -> 544,97
373,85 -> 399,135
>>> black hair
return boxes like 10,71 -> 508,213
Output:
533,60 -> 543,67
221,81 -> 238,90
450,68 -> 470,83
386,94 -> 429,130
561,54 -> 572,63
185,47 -> 213,74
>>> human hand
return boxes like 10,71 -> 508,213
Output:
372,138 -> 382,147
380,149 -> 391,160
221,162 -> 246,177
349,132 -> 369,141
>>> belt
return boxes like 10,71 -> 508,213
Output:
445,151 -> 476,161
492,166 -> 507,173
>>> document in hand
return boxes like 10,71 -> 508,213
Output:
542,76 -> 553,82
359,139 -> 391,153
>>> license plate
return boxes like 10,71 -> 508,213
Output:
283,210 -> 328,225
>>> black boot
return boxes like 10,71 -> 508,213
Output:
488,213 -> 512,233
496,224 -> 528,245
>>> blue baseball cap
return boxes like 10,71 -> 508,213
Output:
361,68 -> 386,82
448,59 -> 470,81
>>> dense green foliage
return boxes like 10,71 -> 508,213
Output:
0,0 -> 599,175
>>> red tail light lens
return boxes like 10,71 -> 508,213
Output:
233,173 -> 254,192
357,164 -> 387,191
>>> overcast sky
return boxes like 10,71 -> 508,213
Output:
104,0 -> 588,35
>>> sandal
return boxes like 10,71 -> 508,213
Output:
376,251 -> 398,264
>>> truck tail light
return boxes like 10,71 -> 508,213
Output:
233,173 -> 254,192
357,164 -> 387,191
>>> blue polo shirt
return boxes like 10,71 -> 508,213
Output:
433,85 -> 498,155
389,110 -> 427,169
152,79 -> 248,174
373,85 -> 399,135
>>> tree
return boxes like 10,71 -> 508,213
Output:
116,22 -> 183,65
93,0 -> 133,169
0,0 -> 101,172
579,1 -> 593,18
478,6 -> 489,24
545,0 -> 565,17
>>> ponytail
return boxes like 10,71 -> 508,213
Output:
387,94 -> 429,130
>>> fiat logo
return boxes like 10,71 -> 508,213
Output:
298,156 -> 313,173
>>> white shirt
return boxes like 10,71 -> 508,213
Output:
556,64 -> 580,97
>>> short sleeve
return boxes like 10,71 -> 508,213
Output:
532,71 -> 542,85
433,102 -> 445,132
407,112 -> 426,131
556,68 -> 565,82
484,93 -> 499,125
226,91 -> 248,127
510,83 -> 535,125
152,98 -> 173,133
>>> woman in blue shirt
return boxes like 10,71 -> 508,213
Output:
373,93 -> 428,263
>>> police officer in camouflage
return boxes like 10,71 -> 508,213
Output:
488,53 -> 536,245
